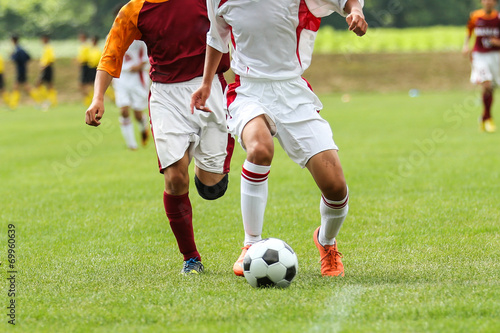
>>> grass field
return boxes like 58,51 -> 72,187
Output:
1,91 -> 499,332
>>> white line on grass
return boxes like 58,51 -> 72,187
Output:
309,285 -> 364,333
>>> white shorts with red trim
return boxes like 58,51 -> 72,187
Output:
112,71 -> 149,110
226,76 -> 338,168
470,51 -> 500,86
149,76 -> 233,174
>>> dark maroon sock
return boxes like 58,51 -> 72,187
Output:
163,191 -> 200,261
483,91 -> 493,121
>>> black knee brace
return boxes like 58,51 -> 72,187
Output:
194,174 -> 229,200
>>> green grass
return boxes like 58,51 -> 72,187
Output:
315,26 -> 465,54
0,91 -> 499,332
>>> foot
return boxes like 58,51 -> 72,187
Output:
484,119 -> 497,133
313,227 -> 344,277
233,245 -> 251,276
181,257 -> 204,275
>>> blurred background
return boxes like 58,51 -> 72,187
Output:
0,0 -> 483,102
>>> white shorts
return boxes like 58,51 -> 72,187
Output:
149,76 -> 233,174
470,52 -> 500,86
227,76 -> 337,168
112,71 -> 149,110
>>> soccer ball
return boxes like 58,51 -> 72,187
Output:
243,238 -> 298,288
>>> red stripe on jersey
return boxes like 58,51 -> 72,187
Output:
219,0 -> 229,8
226,74 -> 241,110
296,0 -> 321,66
322,194 -> 349,209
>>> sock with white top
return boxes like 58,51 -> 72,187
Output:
240,160 -> 271,246
319,189 -> 349,246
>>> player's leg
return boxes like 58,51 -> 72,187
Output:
150,80 -> 207,274
133,109 -> 149,146
484,52 -> 499,132
230,115 -> 274,276
307,149 -> 348,243
118,106 -> 138,150
307,150 -> 348,277
0,74 -> 8,106
481,81 -> 494,130
241,115 -> 274,247
162,152 -> 203,274
46,67 -> 57,107
9,80 -> 20,109
272,77 -> 347,276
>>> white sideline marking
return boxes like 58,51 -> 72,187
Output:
308,285 -> 364,333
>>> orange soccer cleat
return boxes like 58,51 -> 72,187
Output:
233,244 -> 251,276
313,227 -> 344,277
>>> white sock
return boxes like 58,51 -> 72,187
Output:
119,116 -> 138,149
241,160 -> 271,246
319,189 -> 349,246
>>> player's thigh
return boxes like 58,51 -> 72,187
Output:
276,107 -> 337,168
193,77 -> 234,174
149,83 -> 196,173
227,81 -> 277,150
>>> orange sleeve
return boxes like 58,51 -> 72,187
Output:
98,0 -> 144,78
467,10 -> 481,37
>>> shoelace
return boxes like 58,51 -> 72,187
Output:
319,246 -> 343,269
184,258 -> 199,269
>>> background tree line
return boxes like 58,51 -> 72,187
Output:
0,0 -> 482,39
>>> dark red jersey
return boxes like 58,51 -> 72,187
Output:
98,0 -> 230,83
467,9 -> 500,53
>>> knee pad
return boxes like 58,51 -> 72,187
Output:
195,174 -> 229,200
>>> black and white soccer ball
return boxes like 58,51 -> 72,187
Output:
243,238 -> 298,288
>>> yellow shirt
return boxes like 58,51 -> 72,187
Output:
78,42 -> 90,64
88,45 -> 102,69
40,44 -> 55,67
0,56 -> 4,73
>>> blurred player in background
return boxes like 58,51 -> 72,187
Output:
85,0 -> 233,275
9,34 -> 36,109
112,40 -> 150,150
33,34 -> 58,110
191,0 -> 367,277
77,32 -> 93,105
463,0 -> 499,133
0,54 -> 8,107
85,35 -> 102,106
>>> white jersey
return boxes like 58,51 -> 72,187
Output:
113,40 -> 150,110
207,0 -> 363,80
121,40 -> 148,74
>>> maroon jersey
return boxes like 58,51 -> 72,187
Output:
98,0 -> 230,83
467,9 -> 500,53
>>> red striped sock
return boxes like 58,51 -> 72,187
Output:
319,191 -> 349,246
240,160 -> 270,245
163,191 -> 200,261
